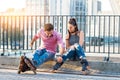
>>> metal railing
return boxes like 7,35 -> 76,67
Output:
0,15 -> 120,57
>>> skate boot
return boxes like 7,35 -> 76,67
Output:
18,56 -> 30,74
24,56 -> 37,74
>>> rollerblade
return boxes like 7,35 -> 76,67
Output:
18,56 -> 36,74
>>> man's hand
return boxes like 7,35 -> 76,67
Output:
30,38 -> 36,47
56,56 -> 63,63
30,42 -> 34,47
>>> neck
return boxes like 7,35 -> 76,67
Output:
70,32 -> 76,35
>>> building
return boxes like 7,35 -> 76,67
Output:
88,0 -> 101,15
25,0 -> 88,41
25,0 -> 49,15
53,0 -> 88,40
87,0 -> 102,37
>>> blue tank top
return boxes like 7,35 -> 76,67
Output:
69,34 -> 79,45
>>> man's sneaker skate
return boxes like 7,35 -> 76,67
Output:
82,70 -> 91,75
49,69 -> 58,73
81,65 -> 91,75
24,57 -> 37,74
18,56 -> 30,74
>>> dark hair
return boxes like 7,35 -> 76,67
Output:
44,23 -> 54,31
68,18 -> 79,39
68,18 -> 78,32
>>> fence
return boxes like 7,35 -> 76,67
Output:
0,15 -> 120,57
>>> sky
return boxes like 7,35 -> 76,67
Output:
0,0 -> 25,12
0,0 -> 112,12
100,0 -> 112,11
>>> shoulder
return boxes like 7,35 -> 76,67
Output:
37,28 -> 44,35
53,31 -> 62,38
40,28 -> 44,32
80,31 -> 84,35
77,31 -> 84,36
54,31 -> 61,35
66,34 -> 69,40
37,28 -> 43,32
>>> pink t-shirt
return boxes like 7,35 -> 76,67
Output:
33,28 -> 65,54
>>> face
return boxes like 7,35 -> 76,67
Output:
68,23 -> 76,33
44,30 -> 53,37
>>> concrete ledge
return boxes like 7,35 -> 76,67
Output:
0,56 -> 120,73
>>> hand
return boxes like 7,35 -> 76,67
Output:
56,56 -> 63,63
30,42 -> 33,47
70,45 -> 75,50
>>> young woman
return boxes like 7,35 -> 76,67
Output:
52,18 -> 90,74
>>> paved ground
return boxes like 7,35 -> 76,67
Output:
0,69 -> 120,80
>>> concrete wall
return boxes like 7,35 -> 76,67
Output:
0,56 -> 120,73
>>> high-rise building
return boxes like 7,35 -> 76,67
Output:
70,0 -> 88,32
87,0 -> 102,37
52,0 -> 88,37
25,0 -> 49,15
88,0 -> 101,15
97,1 -> 101,12
25,0 -> 88,40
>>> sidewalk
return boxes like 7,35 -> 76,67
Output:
0,53 -> 120,75
0,68 -> 120,80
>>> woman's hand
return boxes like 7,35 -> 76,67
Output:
30,42 -> 33,47
70,45 -> 75,50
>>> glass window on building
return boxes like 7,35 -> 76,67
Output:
80,7 -> 82,10
76,18 -> 79,22
76,7 -> 80,11
60,23 -> 62,27
76,1 -> 79,6
80,2 -> 83,6
60,28 -> 62,33
76,12 -> 82,15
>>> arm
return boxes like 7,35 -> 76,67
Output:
66,34 -> 75,50
59,45 -> 65,55
79,31 -> 84,46
30,29 -> 41,47
56,33 -> 65,55
30,37 -> 37,47
65,34 -> 70,49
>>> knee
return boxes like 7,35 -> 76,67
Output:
33,52 -> 39,57
34,50 -> 40,55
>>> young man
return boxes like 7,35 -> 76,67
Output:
18,23 -> 65,74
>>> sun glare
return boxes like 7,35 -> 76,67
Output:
0,0 -> 25,12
